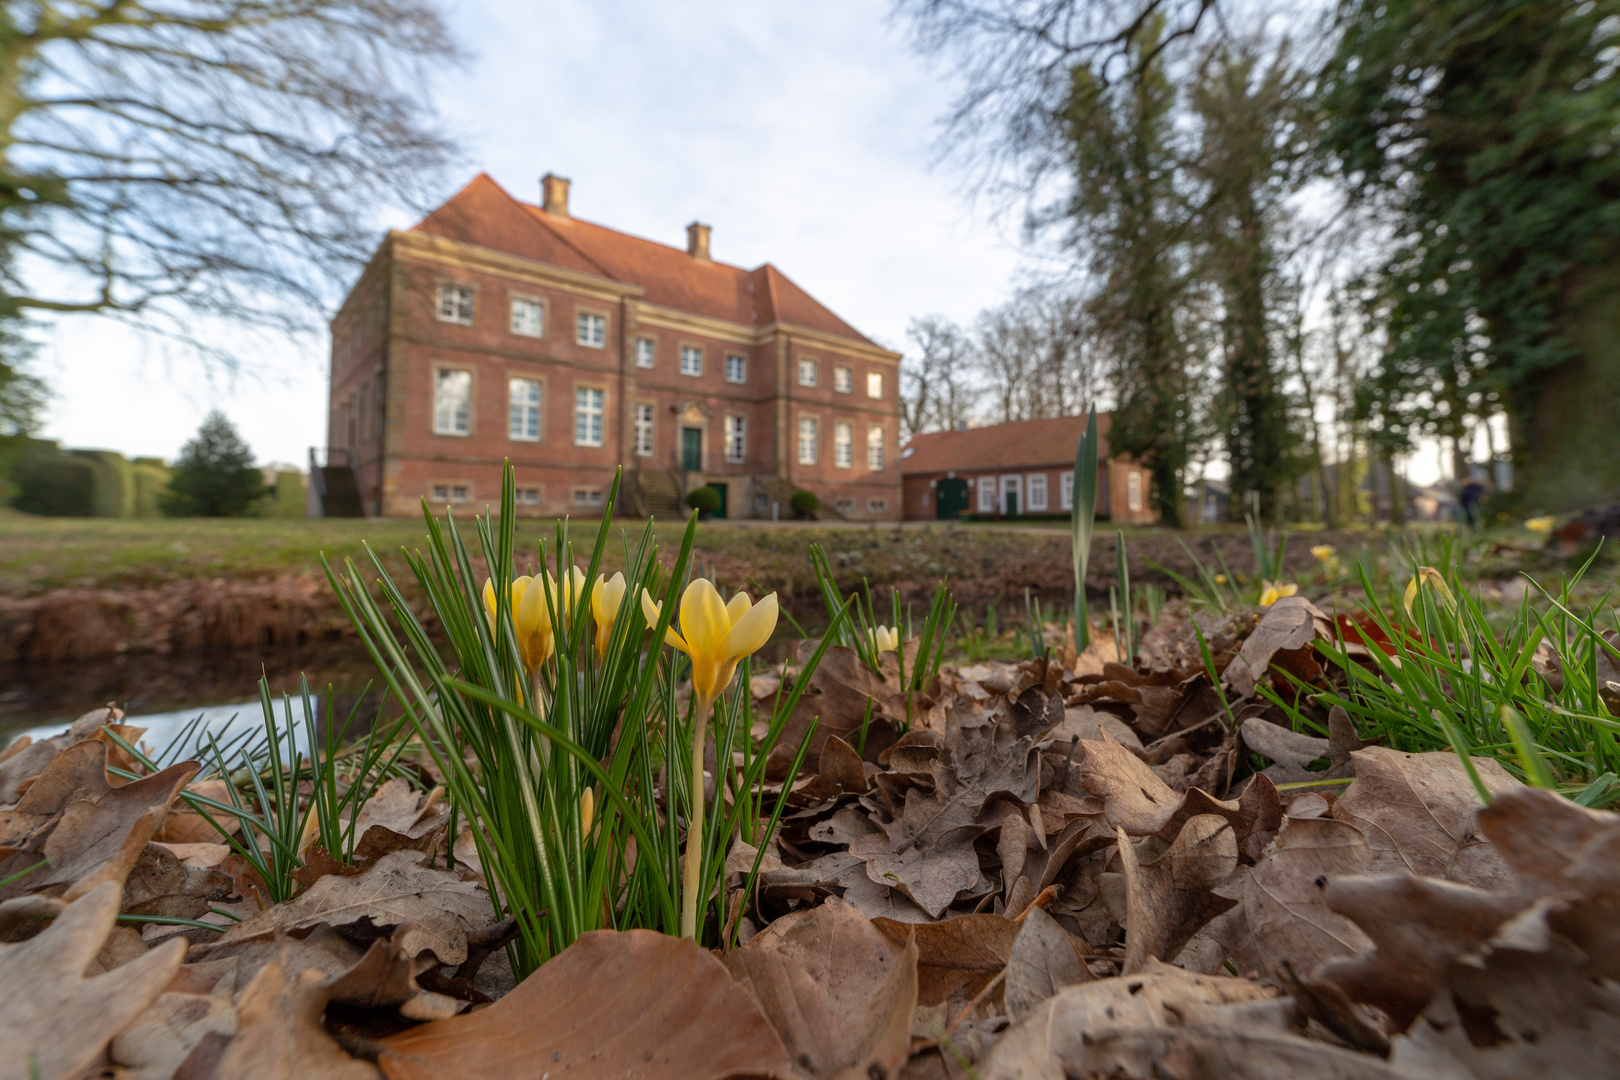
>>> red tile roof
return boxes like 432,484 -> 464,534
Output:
411,174 -> 876,346
900,415 -> 1115,474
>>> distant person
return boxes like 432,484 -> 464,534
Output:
1460,472 -> 1491,528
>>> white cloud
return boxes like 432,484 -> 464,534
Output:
35,0 -> 1028,464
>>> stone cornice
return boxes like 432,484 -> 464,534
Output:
388,229 -> 643,305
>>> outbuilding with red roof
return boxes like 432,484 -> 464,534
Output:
900,415 -> 1156,523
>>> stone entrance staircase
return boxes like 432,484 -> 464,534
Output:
633,469 -> 685,520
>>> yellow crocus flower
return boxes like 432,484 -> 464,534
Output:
639,588 -> 664,629
1525,516 -> 1556,535
482,574 -> 556,670
868,625 -> 901,653
590,572 -> 628,662
659,578 -> 779,704
1214,573 -> 1228,585
1403,565 -> 1454,620
652,577 -> 778,939
1258,581 -> 1298,607
1310,544 -> 1336,562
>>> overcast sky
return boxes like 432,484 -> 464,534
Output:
33,0 -> 1033,467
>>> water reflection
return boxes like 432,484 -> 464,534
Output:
0,641 -> 382,736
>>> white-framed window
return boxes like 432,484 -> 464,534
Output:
1128,471 -> 1143,512
510,298 -> 544,338
1060,470 -> 1075,511
635,337 -> 656,368
516,487 -> 541,506
435,285 -> 473,325
868,498 -> 888,512
835,497 -> 855,513
867,372 -> 884,398
797,417 -> 819,465
867,426 -> 885,471
798,358 -> 818,387
431,483 -> 470,504
725,415 -> 746,462
725,354 -> 746,384
576,312 -> 606,348
508,378 -> 541,441
1027,473 -> 1048,511
834,366 -> 852,394
834,421 -> 853,468
680,345 -> 703,377
433,369 -> 471,436
1000,474 -> 1022,514
634,403 -> 654,457
977,477 -> 995,513
574,387 -> 605,446
573,487 -> 604,507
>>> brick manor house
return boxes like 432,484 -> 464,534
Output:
323,173 -> 903,519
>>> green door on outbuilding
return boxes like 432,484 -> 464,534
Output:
935,477 -> 969,519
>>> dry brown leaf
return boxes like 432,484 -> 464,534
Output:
1003,905 -> 1091,1020
725,902 -> 918,1080
379,929 -> 798,1080
124,841 -> 236,920
1117,816 -> 1239,974
1039,1023 -> 1407,1080
0,739 -> 197,902
157,779 -> 240,844
0,705 -> 124,805
1211,816 -> 1373,983
1317,873 -> 1529,1030
1222,596 -> 1333,698
210,956 -> 380,1080
196,850 -> 491,965
1475,783 -> 1619,892
1331,747 -> 1519,890
874,913 -> 1019,1012
1381,823 -> 1620,1077
979,959 -> 1278,1080
0,881 -> 185,1080
852,689 -> 1060,917
110,990 -> 238,1080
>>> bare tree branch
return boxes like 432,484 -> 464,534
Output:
0,0 -> 463,356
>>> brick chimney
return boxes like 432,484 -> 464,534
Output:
686,221 -> 711,262
541,173 -> 571,218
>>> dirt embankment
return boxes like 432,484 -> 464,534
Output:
0,576 -> 355,665
0,527 -> 1372,663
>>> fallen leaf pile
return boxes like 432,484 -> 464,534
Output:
0,587 -> 1616,1080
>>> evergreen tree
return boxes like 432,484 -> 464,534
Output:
1059,22 -> 1196,526
1190,42 -> 1317,522
1322,0 -> 1620,508
160,411 -> 264,517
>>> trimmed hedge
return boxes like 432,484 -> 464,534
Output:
13,455 -> 96,517
789,490 -> 819,516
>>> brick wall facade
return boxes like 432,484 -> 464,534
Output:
325,175 -> 903,520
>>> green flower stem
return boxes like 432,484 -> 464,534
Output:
681,691 -> 714,939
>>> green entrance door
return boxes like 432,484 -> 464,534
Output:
935,477 -> 969,519
710,482 -> 727,519
681,428 -> 703,471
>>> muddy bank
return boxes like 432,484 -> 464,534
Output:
0,527 -> 1378,665
0,575 -> 355,666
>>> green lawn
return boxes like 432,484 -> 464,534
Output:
0,511 -> 1079,601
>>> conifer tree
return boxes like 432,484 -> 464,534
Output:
160,411 -> 264,517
